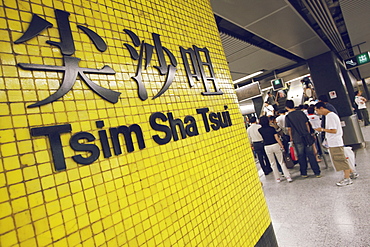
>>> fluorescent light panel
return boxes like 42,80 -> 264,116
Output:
233,71 -> 264,84
285,74 -> 310,84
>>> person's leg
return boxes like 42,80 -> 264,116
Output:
264,145 -> 280,181
362,109 -> 370,125
344,169 -> 351,179
254,143 -> 270,174
295,142 -> 308,176
273,143 -> 291,179
306,144 -> 321,176
261,144 -> 272,172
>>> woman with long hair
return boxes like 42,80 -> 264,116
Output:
258,116 -> 293,183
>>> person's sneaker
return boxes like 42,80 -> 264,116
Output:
315,174 -> 322,178
301,175 -> 309,178
276,178 -> 281,183
336,178 -> 353,186
286,177 -> 293,182
350,172 -> 359,179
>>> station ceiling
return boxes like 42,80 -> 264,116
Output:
211,0 -> 370,90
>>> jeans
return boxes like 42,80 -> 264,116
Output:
295,142 -> 321,175
264,143 -> 291,180
359,108 -> 370,126
253,142 -> 272,174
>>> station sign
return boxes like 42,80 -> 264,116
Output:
271,78 -> 285,91
344,51 -> 370,70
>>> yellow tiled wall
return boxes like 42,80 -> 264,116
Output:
0,0 -> 271,246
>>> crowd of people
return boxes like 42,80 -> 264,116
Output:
247,92 -> 366,186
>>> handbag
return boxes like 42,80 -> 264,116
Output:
286,113 -> 315,147
283,151 -> 295,169
288,142 -> 298,161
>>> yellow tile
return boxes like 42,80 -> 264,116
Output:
11,196 -> 28,215
36,230 -> 53,247
17,140 -> 33,153
16,223 -> 35,242
1,142 -> 18,156
49,212 -> 63,229
0,230 -> 18,247
30,205 -> 47,221
9,183 -> 26,199
26,179 -> 41,194
27,191 -> 43,208
20,237 -> 37,247
6,169 -> 23,184
19,154 -> 35,168
41,175 -> 56,190
0,216 -> 15,234
43,188 -> 58,202
12,115 -> 28,128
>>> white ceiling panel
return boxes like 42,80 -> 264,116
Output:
245,6 -> 327,52
211,0 -> 287,27
288,36 -> 330,59
228,49 -> 294,80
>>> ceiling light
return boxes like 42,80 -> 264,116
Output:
285,74 -> 310,84
233,71 -> 264,84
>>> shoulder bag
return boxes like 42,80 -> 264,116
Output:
286,113 -> 315,147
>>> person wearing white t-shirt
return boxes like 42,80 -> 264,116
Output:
314,102 -> 358,186
263,101 -> 274,117
307,106 -> 322,162
355,90 -> 369,126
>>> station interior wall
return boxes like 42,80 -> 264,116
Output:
0,0 -> 272,246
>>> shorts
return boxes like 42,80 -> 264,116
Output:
329,146 -> 350,171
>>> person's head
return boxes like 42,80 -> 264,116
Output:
285,100 -> 294,110
267,92 -> 271,95
315,102 -> 329,115
307,106 -> 315,114
264,101 -> 270,106
278,90 -> 285,97
303,104 -> 309,109
250,116 -> 257,124
318,95 -> 328,103
269,116 -> 276,123
278,109 -> 287,115
299,104 -> 304,110
355,90 -> 361,96
259,116 -> 270,127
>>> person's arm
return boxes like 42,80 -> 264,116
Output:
315,127 -> 337,134
274,134 -> 284,150
287,127 -> 293,142
305,122 -> 311,134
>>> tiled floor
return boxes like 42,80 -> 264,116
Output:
260,121 -> 370,247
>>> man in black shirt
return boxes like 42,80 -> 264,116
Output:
285,100 -> 321,177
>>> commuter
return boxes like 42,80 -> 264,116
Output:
263,101 -> 274,117
269,116 -> 283,135
276,110 -> 289,152
302,104 -> 309,115
247,117 -> 272,175
285,100 -> 321,178
307,106 -> 321,129
318,94 -> 338,141
307,106 -> 322,162
267,92 -> 278,111
354,90 -> 370,126
258,116 -> 292,183
275,90 -> 287,112
314,102 -> 358,186
318,94 -> 338,115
